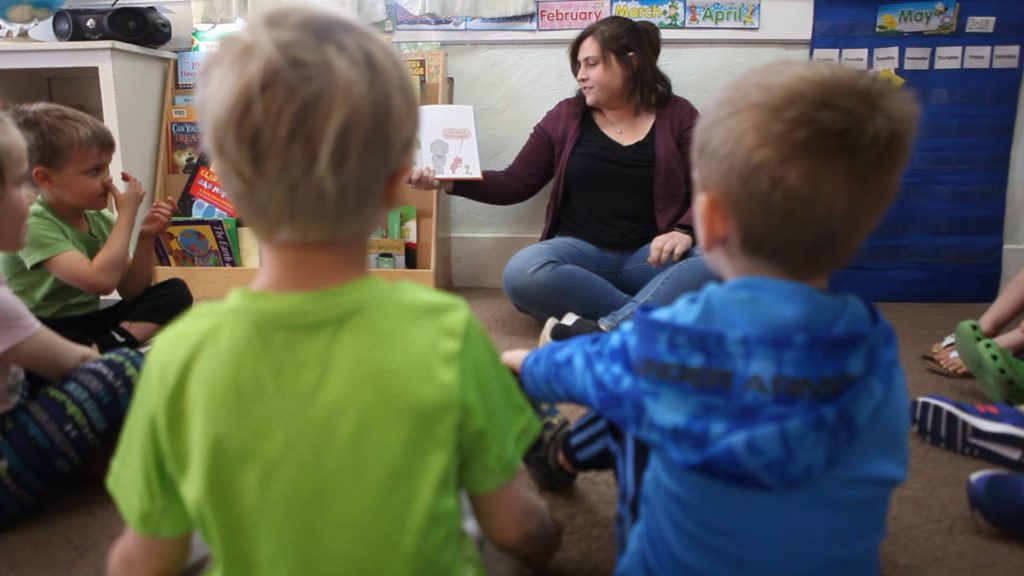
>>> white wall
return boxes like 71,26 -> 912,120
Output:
1002,84 -> 1024,287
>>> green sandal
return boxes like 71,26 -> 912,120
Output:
975,338 -> 1024,405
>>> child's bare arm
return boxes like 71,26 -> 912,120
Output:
107,527 -> 190,576
118,197 -> 175,300
469,473 -> 562,570
0,325 -> 98,381
42,173 -> 145,295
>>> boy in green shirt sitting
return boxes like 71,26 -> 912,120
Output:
0,102 -> 192,352
104,5 -> 561,575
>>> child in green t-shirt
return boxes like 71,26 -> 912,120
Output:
0,102 -> 192,352
105,5 -> 560,575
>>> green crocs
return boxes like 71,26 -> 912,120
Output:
975,338 -> 1024,405
955,319 -> 988,383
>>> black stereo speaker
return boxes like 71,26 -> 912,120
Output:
52,7 -> 172,49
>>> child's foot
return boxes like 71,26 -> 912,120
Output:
967,469 -> 1024,539
975,339 -> 1024,405
910,395 -> 1024,470
538,312 -> 605,347
523,404 -> 577,492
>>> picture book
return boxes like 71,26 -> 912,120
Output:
167,106 -> 201,175
395,43 -> 445,84
416,105 -> 482,180
176,51 -> 208,88
155,218 -> 237,267
176,154 -> 239,218
368,238 -> 406,269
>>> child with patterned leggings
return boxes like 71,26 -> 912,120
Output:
0,110 -> 142,529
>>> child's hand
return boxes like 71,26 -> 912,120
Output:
111,172 -> 147,216
139,197 -> 176,239
501,348 -> 532,375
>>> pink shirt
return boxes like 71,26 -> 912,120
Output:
0,275 -> 40,413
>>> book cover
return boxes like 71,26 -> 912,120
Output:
168,106 -> 202,175
368,238 -> 406,269
155,218 -> 237,267
416,105 -> 482,180
176,154 -> 239,218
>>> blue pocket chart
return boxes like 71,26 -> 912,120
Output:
813,1 -> 1024,301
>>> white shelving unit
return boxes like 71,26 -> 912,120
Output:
0,40 -> 175,210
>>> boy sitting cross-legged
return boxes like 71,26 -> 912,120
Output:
504,61 -> 921,575
0,102 -> 192,353
105,5 -> 560,575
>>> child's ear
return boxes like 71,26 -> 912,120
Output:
694,192 -> 731,251
30,166 -> 55,190
380,166 -> 411,210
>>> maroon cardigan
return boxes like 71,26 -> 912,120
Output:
450,95 -> 699,241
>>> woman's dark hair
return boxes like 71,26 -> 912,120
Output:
569,16 -> 672,113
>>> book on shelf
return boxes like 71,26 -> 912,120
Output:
416,105 -> 482,180
167,106 -> 202,175
176,153 -> 239,219
155,218 -> 238,267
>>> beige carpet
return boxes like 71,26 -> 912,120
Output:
1,289 -> 1023,575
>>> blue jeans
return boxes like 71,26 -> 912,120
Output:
501,236 -> 716,328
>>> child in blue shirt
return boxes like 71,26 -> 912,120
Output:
504,61 -> 921,575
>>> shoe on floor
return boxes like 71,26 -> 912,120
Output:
910,395 -> 1024,470
522,406 -> 577,492
538,312 -> 605,347
967,469 -> 1024,539
975,338 -> 1024,405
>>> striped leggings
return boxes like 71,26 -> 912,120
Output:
0,349 -> 142,529
563,410 -> 650,555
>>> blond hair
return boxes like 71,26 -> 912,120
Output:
9,102 -> 114,170
693,62 -> 920,279
198,4 -> 418,242
0,111 -> 27,198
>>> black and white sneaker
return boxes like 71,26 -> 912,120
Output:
538,312 -> 605,347
911,395 -> 1024,470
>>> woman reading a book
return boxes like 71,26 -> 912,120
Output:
409,16 -> 714,334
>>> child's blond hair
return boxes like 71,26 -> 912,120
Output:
693,62 -> 920,279
0,111 -> 27,198
10,102 -> 115,170
198,4 -> 418,242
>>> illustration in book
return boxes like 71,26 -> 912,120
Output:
415,105 -> 482,180
176,153 -> 239,218
155,218 -> 237,268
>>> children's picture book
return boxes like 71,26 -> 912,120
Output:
176,51 -> 208,89
176,153 -> 239,218
684,1 -> 760,29
395,43 -> 445,85
167,106 -> 202,175
611,1 -> 684,28
368,238 -> 406,269
155,218 -> 238,267
416,105 -> 482,180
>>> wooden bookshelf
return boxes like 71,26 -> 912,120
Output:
152,51 -> 452,299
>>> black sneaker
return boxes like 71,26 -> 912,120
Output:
523,404 -> 577,492
538,312 -> 605,347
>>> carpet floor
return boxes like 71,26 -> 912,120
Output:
0,289 -> 1022,575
